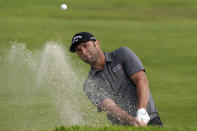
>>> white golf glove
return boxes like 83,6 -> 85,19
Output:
136,108 -> 150,124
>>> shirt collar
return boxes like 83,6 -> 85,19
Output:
104,52 -> 112,62
89,52 -> 112,76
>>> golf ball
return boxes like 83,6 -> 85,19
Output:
61,4 -> 67,10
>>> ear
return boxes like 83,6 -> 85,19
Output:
95,40 -> 100,47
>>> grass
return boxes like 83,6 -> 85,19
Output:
53,125 -> 192,131
0,0 -> 197,130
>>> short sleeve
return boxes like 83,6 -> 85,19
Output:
120,47 -> 145,77
83,77 -> 110,111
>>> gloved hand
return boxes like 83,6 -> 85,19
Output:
136,108 -> 150,124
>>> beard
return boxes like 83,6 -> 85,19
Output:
81,54 -> 97,65
80,51 -> 99,65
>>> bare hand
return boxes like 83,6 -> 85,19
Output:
131,117 -> 146,127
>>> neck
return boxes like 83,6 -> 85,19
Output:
91,52 -> 105,70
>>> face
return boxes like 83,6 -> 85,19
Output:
75,41 -> 100,65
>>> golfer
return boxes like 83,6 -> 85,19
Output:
69,32 -> 162,126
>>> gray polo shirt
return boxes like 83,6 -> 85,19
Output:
83,47 -> 159,124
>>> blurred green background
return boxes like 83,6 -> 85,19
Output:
0,0 -> 197,130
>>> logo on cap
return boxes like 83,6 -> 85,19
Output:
90,37 -> 96,40
72,35 -> 82,44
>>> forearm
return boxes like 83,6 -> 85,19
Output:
136,78 -> 149,109
100,98 -> 134,125
131,71 -> 149,109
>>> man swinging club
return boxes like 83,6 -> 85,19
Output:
69,32 -> 163,126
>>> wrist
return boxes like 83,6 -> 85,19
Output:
137,105 -> 146,110
128,116 -> 135,125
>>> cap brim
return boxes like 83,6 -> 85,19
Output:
69,39 -> 96,53
69,43 -> 78,52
